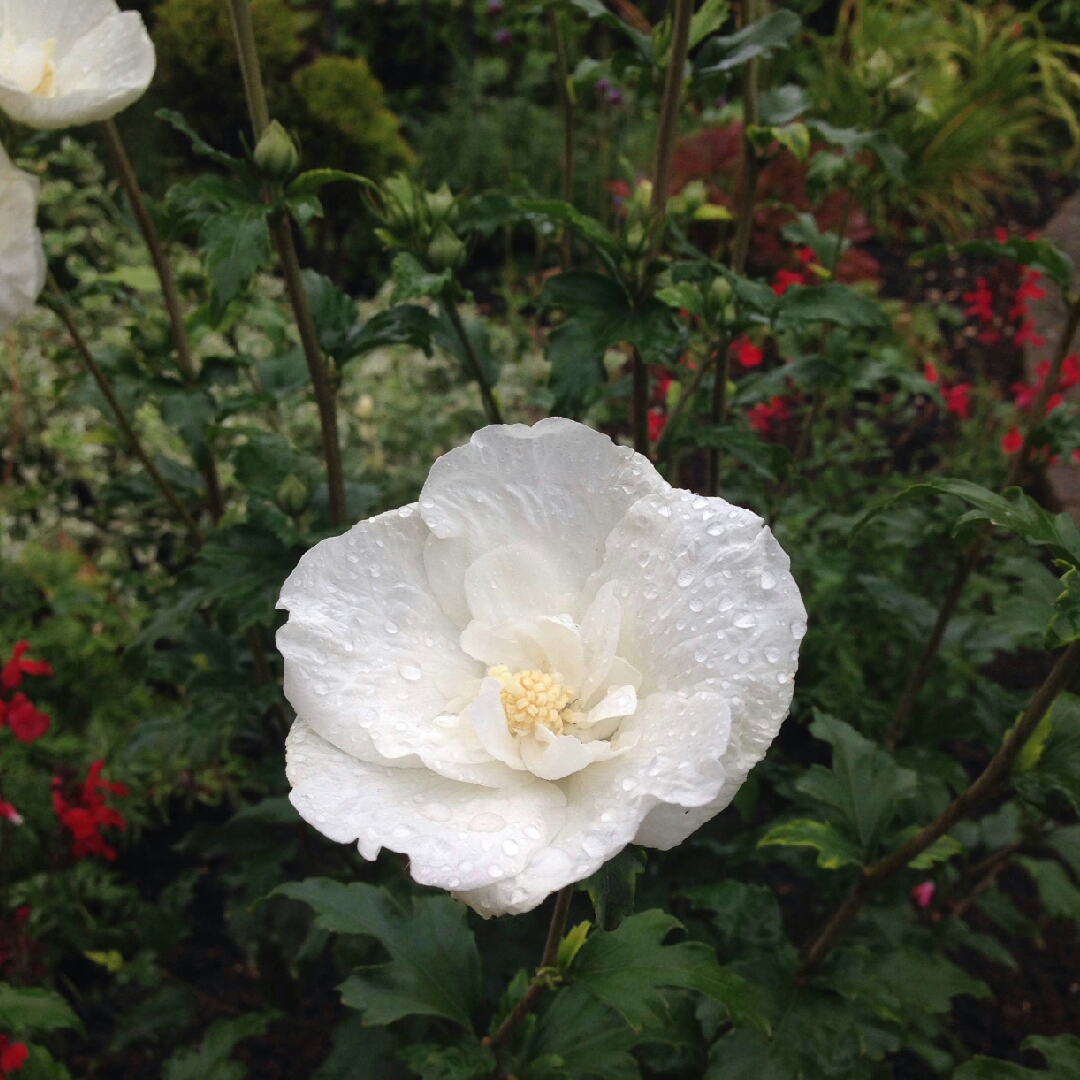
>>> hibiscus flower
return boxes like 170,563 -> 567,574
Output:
279,420 -> 805,915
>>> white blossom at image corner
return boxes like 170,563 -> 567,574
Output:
0,0 -> 155,129
0,143 -> 44,335
279,419 -> 808,916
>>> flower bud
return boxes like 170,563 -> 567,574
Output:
276,474 -> 311,516
709,276 -> 732,304
427,224 -> 467,270
682,179 -> 707,214
254,121 -> 300,180
425,183 -> 456,220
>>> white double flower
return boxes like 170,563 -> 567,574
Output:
279,420 -> 807,915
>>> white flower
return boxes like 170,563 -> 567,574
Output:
0,143 -> 45,334
279,420 -> 806,916
0,0 -> 155,129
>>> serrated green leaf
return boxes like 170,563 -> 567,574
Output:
1018,857 -> 1080,919
162,1013 -> 275,1080
758,818 -> 865,869
776,283 -> 888,329
571,910 -> 766,1033
0,984 -> 83,1036
390,252 -> 452,303
156,109 -> 244,170
906,832 -> 962,870
557,922 -> 592,971
276,879 -> 480,1030
696,9 -> 801,77
398,1038 -> 495,1080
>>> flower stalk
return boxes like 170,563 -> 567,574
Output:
441,293 -> 504,425
885,289 -> 1080,748
99,118 -> 225,522
487,885 -> 574,1053
225,0 -> 348,528
800,638 -> 1080,977
549,8 -> 574,269
730,0 -> 760,276
45,279 -> 201,542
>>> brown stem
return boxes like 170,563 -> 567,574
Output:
607,0 -> 652,35
270,216 -> 348,526
731,0 -> 760,275
948,838 -> 1025,919
549,9 -> 574,270
488,885 -> 574,1053
442,298 -> 504,425
100,119 -> 225,522
706,336 -> 731,496
827,190 -> 853,281
46,282 -> 201,542
225,0 -> 348,527
649,0 -> 694,232
4,330 -> 20,485
632,349 -> 651,457
799,639 -> 1080,977
883,292 -> 1080,747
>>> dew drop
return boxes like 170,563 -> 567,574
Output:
790,618 -> 808,640
423,802 -> 452,822
369,564 -> 382,578
524,824 -> 542,840
764,646 -> 781,663
488,865 -> 504,878
734,612 -> 756,629
694,648 -> 708,663
777,672 -> 789,684
384,621 -> 400,635
677,570 -> 695,588
400,662 -> 423,681
688,598 -> 704,612
501,839 -> 520,856
760,570 -> 777,590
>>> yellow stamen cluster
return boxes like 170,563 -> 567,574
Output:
489,666 -> 575,736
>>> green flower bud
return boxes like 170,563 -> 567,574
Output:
427,224 -> 467,270
682,179 -> 707,214
709,276 -> 732,304
276,473 -> 311,516
253,121 -> 300,180
425,183 -> 456,220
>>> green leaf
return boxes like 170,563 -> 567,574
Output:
776,283 -> 888,329
351,305 -> 440,358
1014,695 -> 1080,814
1050,824 -> 1080,878
301,270 -> 359,361
804,121 -> 907,181
571,910 -> 766,1033
671,424 -> 790,482
851,480 -> 1080,566
162,1013 -> 275,1080
758,818 -> 865,869
0,984 -> 83,1036
916,236 -> 1073,292
287,169 -> 375,199
906,833 -> 962,870
276,879 -> 480,1030
1024,1034 -> 1080,1075
434,308 -> 501,387
680,881 -> 786,959
954,1058 -> 1046,1079
696,9 -> 801,77
398,1039 -> 496,1080
757,85 -> 810,126
390,252 -> 452,303
582,846 -> 646,930
557,922 -> 592,972
562,0 -> 653,62
1046,565 -> 1080,648
160,390 -> 215,455
524,986 -> 642,1080
313,1017 -> 398,1080
689,0 -> 731,49
796,713 -> 917,855
156,109 -> 244,170
202,208 -> 272,308
517,199 -> 623,273
1017,857 -> 1080,920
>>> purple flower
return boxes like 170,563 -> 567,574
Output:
605,87 -> 623,105
487,0 -> 504,14
595,78 -> 610,94
495,27 -> 512,45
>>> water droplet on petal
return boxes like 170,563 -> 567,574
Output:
423,802 -> 452,822
790,619 -> 807,640
502,839 -> 519,856
760,571 -> 777,590
469,812 -> 506,833
385,621 -> 400,635
400,663 -> 423,681
764,646 -> 780,663
734,613 -> 756,629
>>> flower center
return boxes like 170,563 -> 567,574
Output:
488,666 -> 575,736
7,41 -> 56,97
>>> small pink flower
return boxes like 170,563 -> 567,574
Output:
911,881 -> 935,908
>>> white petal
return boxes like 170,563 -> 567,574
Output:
419,419 -> 670,610
584,487 -> 806,847
278,506 -> 520,786
463,542 -> 576,626
0,6 -> 154,128
526,616 -> 587,690
577,581 -> 622,705
465,677 -> 524,769
286,720 -> 565,893
584,684 -> 637,727
459,621 -> 542,671
423,534 -> 472,628
0,146 -> 44,333
518,724 -> 624,781
456,690 -> 730,915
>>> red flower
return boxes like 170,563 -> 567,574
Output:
52,761 -> 128,861
923,361 -> 939,384
1060,353 -> 1080,390
1014,319 -> 1045,348
942,383 -> 971,420
910,881 -> 935,909
962,278 -> 994,324
1009,267 -> 1045,321
0,802 -> 22,826
1002,426 -> 1023,454
647,408 -> 666,443
1,695 -> 50,743
1047,392 -> 1064,414
796,246 -> 816,265
0,643 -> 51,691
732,337 -> 764,368
772,269 -> 804,296
747,396 -> 790,435
995,226 -> 1009,243
0,1035 -> 28,1077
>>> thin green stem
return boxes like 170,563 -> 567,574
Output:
488,885 -> 574,1053
224,0 -> 347,526
46,278 -> 202,542
441,296 -> 504,425
799,638 -> 1080,977
731,0 -> 760,275
549,9 -> 574,270
100,118 -> 225,522
705,336 -> 731,495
